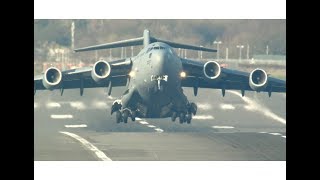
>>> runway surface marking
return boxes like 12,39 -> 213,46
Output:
154,128 -> 164,133
220,104 -> 236,110
64,124 -> 87,128
69,101 -> 86,110
229,91 -> 286,125
268,132 -> 286,139
136,118 -> 164,133
212,126 -> 235,129
269,132 -> 281,136
50,114 -> 73,119
261,132 -> 286,139
46,102 -> 61,108
193,115 -> 214,120
59,131 -> 112,161
197,103 -> 212,110
139,121 -> 149,125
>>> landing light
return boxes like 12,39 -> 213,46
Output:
180,71 -> 186,78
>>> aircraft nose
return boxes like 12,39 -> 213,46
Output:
153,50 -> 167,67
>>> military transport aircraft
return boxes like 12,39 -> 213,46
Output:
34,29 -> 286,124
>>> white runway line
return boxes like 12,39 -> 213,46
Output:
46,102 -> 61,108
60,131 -> 112,161
269,132 -> 282,136
212,126 -> 235,129
154,128 -> 164,133
259,132 -> 267,133
193,115 -> 214,120
50,114 -> 73,119
197,103 -> 212,110
70,101 -> 86,110
34,102 -> 39,109
229,91 -> 286,125
282,136 -> 286,138
139,121 -> 149,125
135,118 -> 164,133
220,104 -> 236,110
64,124 -> 87,128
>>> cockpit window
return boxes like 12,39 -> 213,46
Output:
153,46 -> 165,50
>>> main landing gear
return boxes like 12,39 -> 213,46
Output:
171,102 -> 197,124
111,100 -> 136,124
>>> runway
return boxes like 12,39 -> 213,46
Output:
34,87 -> 286,161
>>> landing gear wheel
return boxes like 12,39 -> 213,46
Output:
131,111 -> 136,122
171,112 -> 177,122
115,111 -> 122,124
186,113 -> 192,124
122,110 -> 129,123
190,103 -> 197,115
179,113 -> 185,124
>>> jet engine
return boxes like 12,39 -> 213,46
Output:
91,60 -> 111,83
249,68 -> 268,91
203,61 -> 221,80
42,67 -> 62,90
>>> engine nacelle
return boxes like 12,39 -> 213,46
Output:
42,67 -> 62,90
203,61 -> 221,80
249,68 -> 268,91
91,60 -> 111,83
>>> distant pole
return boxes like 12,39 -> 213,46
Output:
236,45 -> 244,60
131,46 -> 133,57
95,50 -> 98,61
185,49 -> 187,58
121,47 -> 124,58
71,21 -> 75,50
246,44 -> 250,59
226,48 -> 228,60
71,21 -> 75,65
124,47 -> 127,58
109,49 -> 112,60
200,45 -> 203,59
214,41 -> 222,59
266,45 -> 269,55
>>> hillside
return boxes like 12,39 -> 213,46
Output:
34,19 -> 286,63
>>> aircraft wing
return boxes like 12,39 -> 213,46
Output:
180,58 -> 286,94
34,58 -> 132,94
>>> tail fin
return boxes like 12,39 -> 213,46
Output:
74,29 -> 216,53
